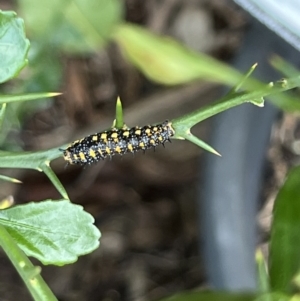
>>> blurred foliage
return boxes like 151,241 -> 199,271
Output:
1,2 -> 300,301
270,166 -> 300,293
113,23 -> 243,86
0,9 -> 101,301
0,0 -> 123,150
18,0 -> 123,53
0,10 -> 29,83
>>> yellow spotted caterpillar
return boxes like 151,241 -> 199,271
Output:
61,120 -> 175,165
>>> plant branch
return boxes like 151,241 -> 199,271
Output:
0,224 -> 58,301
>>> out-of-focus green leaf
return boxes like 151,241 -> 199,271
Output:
114,23 -> 242,86
290,294 -> 300,301
255,293 -> 291,301
0,92 -> 61,104
24,42 -> 63,92
270,55 -> 300,78
0,92 -> 61,150
0,10 -> 30,83
269,93 -> 300,112
18,0 -> 123,53
293,272 -> 300,291
0,200 -> 100,265
269,166 -> 300,292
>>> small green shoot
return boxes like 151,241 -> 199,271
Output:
114,96 -> 124,129
230,63 -> 258,93
18,0 -> 123,53
0,10 -> 30,83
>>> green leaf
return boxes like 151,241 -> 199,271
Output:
293,272 -> 300,291
18,0 -> 123,53
22,43 -> 64,92
255,293 -> 291,301
114,23 -> 243,86
290,295 -> 300,301
0,200 -> 100,265
269,93 -> 300,112
269,166 -> 300,292
0,10 -> 30,83
0,147 -> 67,198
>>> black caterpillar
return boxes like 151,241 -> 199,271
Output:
61,120 -> 175,165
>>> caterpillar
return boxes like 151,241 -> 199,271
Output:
61,120 -> 175,165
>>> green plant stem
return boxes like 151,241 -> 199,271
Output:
0,77 -> 299,168
0,149 -> 67,198
0,224 -> 58,301
0,147 -> 62,169
41,163 -> 69,199
173,89 -> 262,128
172,75 -> 300,137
